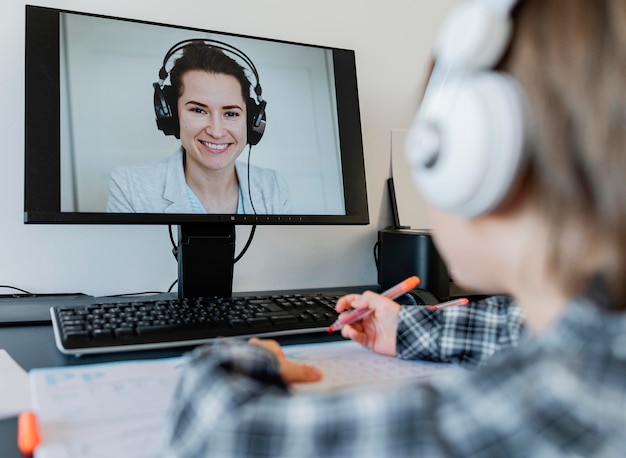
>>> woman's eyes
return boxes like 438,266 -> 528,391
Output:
188,107 -> 241,119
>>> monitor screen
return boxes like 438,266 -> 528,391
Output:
24,5 -> 368,297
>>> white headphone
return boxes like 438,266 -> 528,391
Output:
406,0 -> 529,217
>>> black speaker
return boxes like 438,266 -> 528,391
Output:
377,227 -> 450,300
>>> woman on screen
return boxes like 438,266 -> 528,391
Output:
106,41 -> 291,214
162,0 -> 626,456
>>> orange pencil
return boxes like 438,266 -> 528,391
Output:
327,276 -> 420,332
17,411 -> 40,455
425,297 -> 469,310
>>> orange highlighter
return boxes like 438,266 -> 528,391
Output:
327,275 -> 420,332
17,411 -> 40,456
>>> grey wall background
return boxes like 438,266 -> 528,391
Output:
1,0 -> 458,296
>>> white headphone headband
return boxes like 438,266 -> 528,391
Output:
436,0 -> 520,70
479,0 -> 520,15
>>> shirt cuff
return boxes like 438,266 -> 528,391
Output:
396,306 -> 443,362
186,338 -> 287,389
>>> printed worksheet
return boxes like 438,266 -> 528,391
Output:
28,341 -> 457,457
30,357 -> 186,458
286,340 -> 457,393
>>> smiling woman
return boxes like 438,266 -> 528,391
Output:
178,71 -> 249,214
106,41 -> 292,215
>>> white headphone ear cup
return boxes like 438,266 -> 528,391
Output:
436,1 -> 513,70
406,72 -> 528,217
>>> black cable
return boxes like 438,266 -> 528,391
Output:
234,225 -> 256,263
234,144 -> 258,262
246,145 -> 258,215
0,285 -> 33,295
168,224 -> 178,261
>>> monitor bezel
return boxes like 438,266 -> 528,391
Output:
24,5 -> 369,226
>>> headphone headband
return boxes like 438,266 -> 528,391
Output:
157,38 -> 264,103
435,0 -> 519,70
481,0 -> 520,15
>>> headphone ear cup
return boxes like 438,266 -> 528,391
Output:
247,99 -> 267,145
153,83 -> 180,138
406,72 -> 528,217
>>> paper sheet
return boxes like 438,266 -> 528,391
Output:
29,341 -> 456,457
30,357 -> 186,458
285,340 -> 455,393
0,349 -> 31,420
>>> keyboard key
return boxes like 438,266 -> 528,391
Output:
270,315 -> 298,325
63,330 -> 91,344
92,329 -> 113,342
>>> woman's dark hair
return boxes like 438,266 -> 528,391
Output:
169,41 -> 251,104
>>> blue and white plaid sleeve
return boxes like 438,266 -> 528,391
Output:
162,298 -> 624,457
162,338 -> 448,457
397,295 -> 525,367
166,337 -> 527,458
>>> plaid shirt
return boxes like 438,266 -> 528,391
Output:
162,295 -> 626,457
397,295 -> 525,367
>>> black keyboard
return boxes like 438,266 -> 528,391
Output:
51,292 -> 343,355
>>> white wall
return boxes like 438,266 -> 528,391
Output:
0,0 -> 458,297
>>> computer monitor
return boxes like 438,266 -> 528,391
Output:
24,5 -> 368,299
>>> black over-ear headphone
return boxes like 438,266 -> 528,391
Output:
406,0 -> 530,217
153,39 -> 267,145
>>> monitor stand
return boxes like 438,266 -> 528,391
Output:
176,223 -> 236,299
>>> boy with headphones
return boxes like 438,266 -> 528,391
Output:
163,1 -> 626,456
